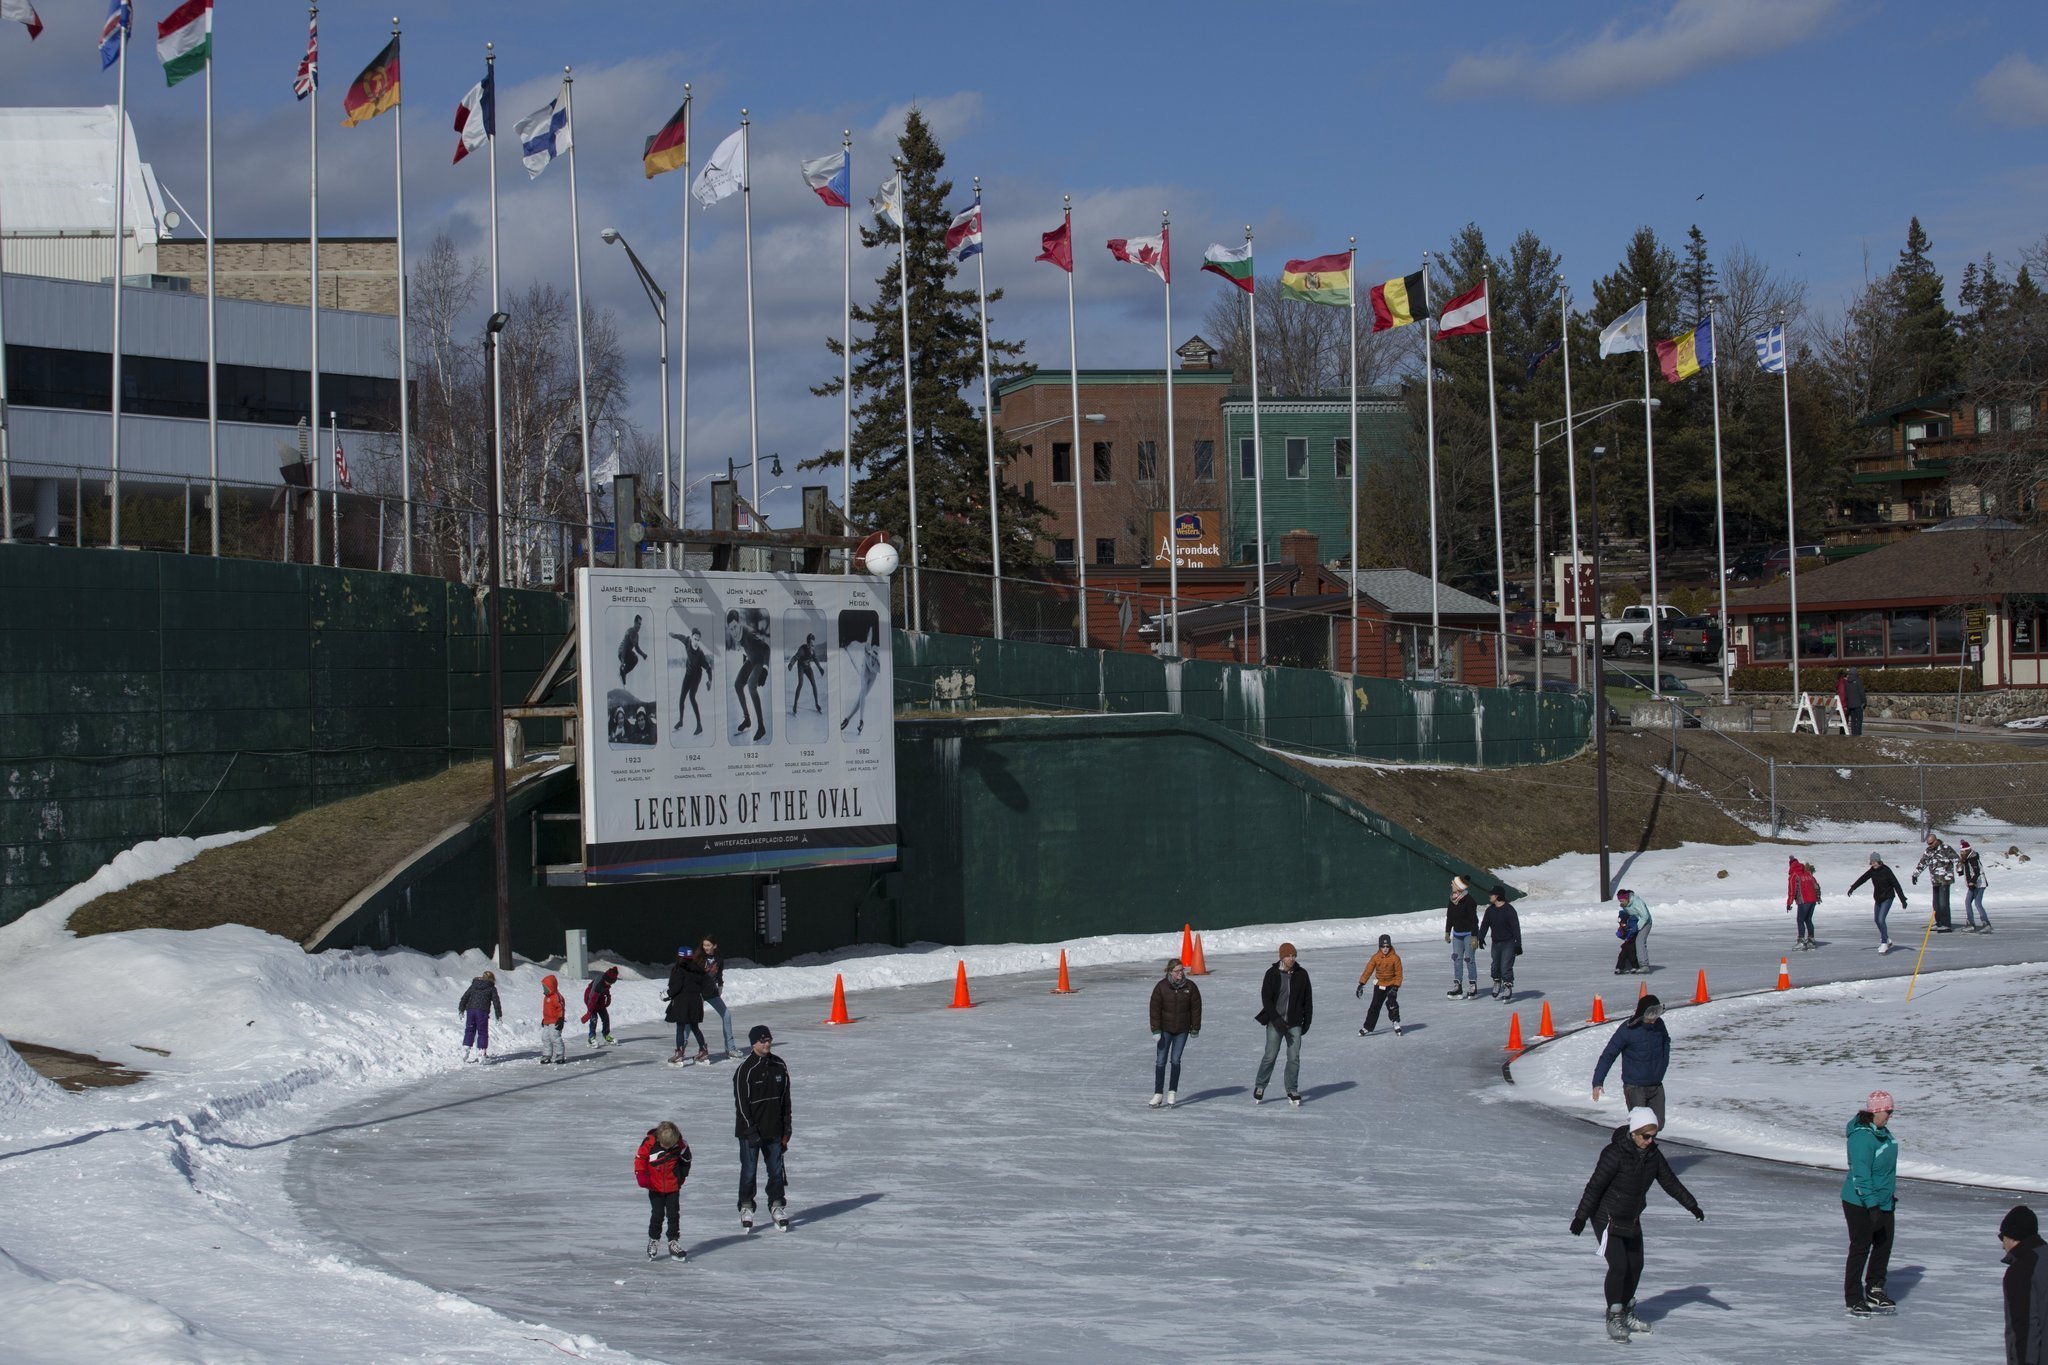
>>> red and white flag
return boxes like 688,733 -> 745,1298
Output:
2,0 -> 43,39
1438,279 -> 1490,336
334,437 -> 351,490
1107,229 -> 1169,283
293,12 -> 317,99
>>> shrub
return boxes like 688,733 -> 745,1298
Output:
1608,582 -> 1643,610
1730,665 -> 1981,694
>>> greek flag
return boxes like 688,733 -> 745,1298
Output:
516,87 -> 572,179
1753,323 -> 1787,374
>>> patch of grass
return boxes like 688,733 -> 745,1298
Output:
8,1039 -> 146,1091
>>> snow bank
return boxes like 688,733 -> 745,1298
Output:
0,1036 -> 60,1119
0,1247 -> 262,1364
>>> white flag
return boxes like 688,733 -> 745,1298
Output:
1598,300 -> 1649,358
870,174 -> 904,229
690,128 -> 745,207
586,446 -> 619,488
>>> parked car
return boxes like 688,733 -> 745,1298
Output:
1511,675 -> 1620,728
1599,603 -> 1686,657
1506,609 -> 1565,656
1667,614 -> 1723,663
1765,543 -> 1824,569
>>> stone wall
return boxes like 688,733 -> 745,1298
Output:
156,238 -> 399,315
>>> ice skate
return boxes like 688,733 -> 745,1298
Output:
1446,984 -> 1464,998
740,1202 -> 755,1233
1359,1025 -> 1373,1036
694,1049 -> 711,1064
462,1048 -> 473,1063
667,1049 -> 685,1066
668,1240 -> 686,1261
1148,1092 -> 1164,1108
1863,1286 -> 1895,1312
1252,1088 -> 1264,1104
1622,1301 -> 1652,1333
647,1240 -> 661,1261
1845,1297 -> 1875,1318
1606,1306 -> 1631,1342
1287,1093 -> 1301,1108
1165,1090 -> 1177,1107
772,1203 -> 789,1231
1393,1023 -> 1404,1036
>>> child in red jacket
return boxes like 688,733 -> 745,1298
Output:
636,1120 -> 693,1260
539,975 -> 566,1065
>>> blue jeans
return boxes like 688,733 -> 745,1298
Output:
1795,901 -> 1816,940
1153,1031 -> 1189,1093
705,994 -> 737,1053
1255,1023 -> 1302,1095
1449,933 -> 1477,988
1874,897 -> 1892,944
675,1020 -> 705,1051
1964,887 -> 1989,928
1490,938 -> 1516,987
738,1138 -> 786,1208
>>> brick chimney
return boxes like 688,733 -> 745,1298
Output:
1279,529 -> 1319,569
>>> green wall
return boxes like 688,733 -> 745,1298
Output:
1223,397 -> 1410,567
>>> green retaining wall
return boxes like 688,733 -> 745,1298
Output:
0,543 -> 570,925
893,631 -> 1588,767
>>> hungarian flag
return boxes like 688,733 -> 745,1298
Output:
1202,243 -> 1254,293
1656,316 -> 1714,382
1035,219 -> 1073,272
644,102 -> 691,180
341,38 -> 400,128
1107,230 -> 1169,283
155,0 -> 210,87
1281,252 -> 1351,305
1437,279 -> 1490,336
2,0 -> 42,40
1370,269 -> 1427,332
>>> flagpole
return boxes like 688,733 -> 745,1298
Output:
1245,225 -> 1267,663
565,68 -> 593,558
1559,274 -> 1585,689
393,18 -> 412,574
1161,211 -> 1179,655
1779,312 -> 1801,708
1347,237 -> 1359,671
839,129 -> 852,561
894,157 -> 921,630
1423,252 -> 1440,673
1531,418 -> 1542,691
1640,287 -> 1661,696
1484,270 -> 1507,679
741,110 -> 760,512
972,180 -> 1004,639
203,17 -> 219,556
307,6 -> 320,571
331,408 -> 340,566
486,44 -> 504,576
0,183 -> 12,543
677,85 -> 691,532
1063,197 -> 1087,646
1707,308 -> 1730,703
110,9 -> 130,549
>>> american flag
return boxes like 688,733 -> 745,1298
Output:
293,13 -> 317,99
334,436 -> 351,489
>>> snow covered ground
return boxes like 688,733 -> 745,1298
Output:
1,828 -> 2043,1361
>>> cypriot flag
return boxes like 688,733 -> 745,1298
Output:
1598,300 -> 1650,358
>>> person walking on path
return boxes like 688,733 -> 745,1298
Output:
1846,853 -> 1909,954
733,1025 -> 793,1232
458,970 -> 502,1063
1592,994 -> 1671,1130
583,965 -> 620,1046
665,948 -> 708,1065
1914,834 -> 1958,932
635,1120 -> 693,1261
1478,886 -> 1522,1001
1254,943 -> 1313,1107
1842,1090 -> 1900,1316
692,936 -> 738,1058
1616,888 -> 1652,971
1787,858 -> 1822,950
1444,876 -> 1481,998
2001,1204 -> 2046,1365
1571,1107 -> 1705,1343
1843,666 -> 1867,736
1356,934 -> 1404,1036
1148,959 -> 1202,1107
1960,840 -> 1993,933
538,973 -> 566,1065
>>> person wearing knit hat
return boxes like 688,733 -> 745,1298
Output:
1253,943 -> 1312,1107
1355,934 -> 1404,1036
1958,839 -> 1993,933
1444,875 -> 1481,998
1570,1102 -> 1704,1343
2002,1204 -> 2047,1364
1843,1089 -> 1900,1316
1847,853 -> 1908,954
1592,993 -> 1671,1130
1913,833 -> 1958,932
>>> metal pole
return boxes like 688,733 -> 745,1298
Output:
1560,276 -> 1585,690
0,176 -> 13,543
1708,306 -> 1730,703
486,45 -> 505,575
894,158 -> 921,630
485,323 -> 511,971
1161,211 -> 1179,654
1246,225 -> 1267,662
1641,289 -> 1661,697
972,179 -> 1003,639
330,411 -> 340,566
1423,252 -> 1440,671
204,31 -> 219,556
1063,198 -> 1087,647
840,128 -> 852,558
306,6 -> 321,570
565,70 -> 594,560
1531,421 -> 1542,691
677,87 -> 691,533
1779,312 -> 1802,710
653,271 -> 670,567
392,19 -> 412,573
741,111 -> 760,510
1484,269 -> 1507,680
1348,237 -> 1359,671
1769,757 -> 1779,837
1590,446 -> 1611,901
110,17 -> 130,548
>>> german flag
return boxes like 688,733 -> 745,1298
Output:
642,101 -> 689,179
1369,269 -> 1427,332
341,38 -> 400,128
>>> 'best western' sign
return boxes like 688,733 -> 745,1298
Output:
1149,509 -> 1225,569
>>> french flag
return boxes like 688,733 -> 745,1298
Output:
801,148 -> 851,208
946,201 -> 983,264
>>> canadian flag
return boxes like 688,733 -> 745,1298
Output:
1107,228 -> 1170,283
3,0 -> 43,39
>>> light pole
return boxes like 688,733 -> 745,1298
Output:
1589,443 -> 1612,903
1533,397 -> 1659,691
600,228 -> 671,566
483,310 -> 513,970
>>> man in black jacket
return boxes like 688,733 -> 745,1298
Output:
2004,1204 -> 2046,1365
1253,943 -> 1312,1107
732,1025 -> 793,1231
1477,885 -> 1522,1002
1571,1108 -> 1704,1343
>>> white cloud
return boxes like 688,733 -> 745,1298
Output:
1976,53 -> 2048,126
1439,0 -> 1838,104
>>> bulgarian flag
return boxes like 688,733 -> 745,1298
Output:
1201,242 -> 1254,293
155,0 -> 211,86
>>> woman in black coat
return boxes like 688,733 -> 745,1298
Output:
1571,1107 -> 1705,1343
664,947 -> 707,1064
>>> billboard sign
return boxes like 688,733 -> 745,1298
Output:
1150,508 -> 1225,570
575,568 -> 897,882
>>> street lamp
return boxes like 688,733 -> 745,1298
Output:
1532,397 -> 1659,690
1590,442 -> 1612,903
600,228 -> 672,566
483,309 -> 513,970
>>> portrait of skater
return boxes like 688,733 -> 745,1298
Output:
787,634 -> 824,716
838,608 -> 884,737
841,641 -> 882,735
726,608 -> 771,743
618,614 -> 648,688
669,626 -> 714,736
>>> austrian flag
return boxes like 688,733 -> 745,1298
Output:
1437,279 -> 1490,336
1107,230 -> 1169,283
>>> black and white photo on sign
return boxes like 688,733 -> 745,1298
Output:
666,606 -> 719,745
726,607 -> 773,746
782,609 -> 831,745
606,608 -> 659,747
838,609 -> 883,739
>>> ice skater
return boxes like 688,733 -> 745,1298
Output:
1253,942 -> 1312,1107
1616,888 -> 1652,970
1148,958 -> 1202,1107
1355,933 -> 1403,1036
1913,833 -> 1957,932
733,1025 -> 793,1232
1846,852 -> 1907,953
1843,1090 -> 1899,1316
583,965 -> 619,1045
618,614 -> 648,688
692,936 -> 738,1058
786,634 -> 824,715
458,970 -> 502,1062
538,973 -> 566,1065
669,628 -> 714,735
1571,1107 -> 1704,1344
1477,885 -> 1522,1001
1444,875 -> 1480,998
1960,839 -> 1992,932
664,947 -> 707,1065
635,1120 -> 693,1261
1787,857 -> 1822,950
2000,1204 -> 2045,1362
841,640 -> 882,735
728,610 -> 770,742
1591,993 -> 1670,1130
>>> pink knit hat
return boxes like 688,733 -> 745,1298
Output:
1867,1090 -> 1895,1114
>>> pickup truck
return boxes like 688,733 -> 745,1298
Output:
1600,604 -> 1685,657
1667,614 -> 1723,663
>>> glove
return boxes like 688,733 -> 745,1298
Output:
779,1136 -> 789,1151
1911,875 -> 1919,885
1570,1218 -> 1586,1236
1444,933 -> 1451,943
1692,1207 -> 1706,1222
1189,1031 -> 1199,1037
1151,1030 -> 1161,1037
1355,983 -> 1365,999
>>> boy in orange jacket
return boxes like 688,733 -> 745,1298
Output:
1356,933 -> 1405,1036
539,974 -> 566,1065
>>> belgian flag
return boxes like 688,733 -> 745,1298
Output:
341,38 -> 400,128
1370,269 -> 1427,333
643,102 -> 689,179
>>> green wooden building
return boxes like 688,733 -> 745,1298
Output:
1222,393 -> 1411,567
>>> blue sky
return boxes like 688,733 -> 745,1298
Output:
5,1 -> 2046,522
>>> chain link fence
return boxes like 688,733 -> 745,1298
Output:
1765,760 -> 2048,839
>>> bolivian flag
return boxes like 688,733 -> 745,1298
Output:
1280,252 -> 1352,306
643,101 -> 689,179
1370,269 -> 1427,332
341,38 -> 400,128
1656,316 -> 1714,382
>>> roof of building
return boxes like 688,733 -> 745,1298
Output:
1730,525 -> 2048,609
994,366 -> 1237,399
0,107 -> 167,242
1336,568 -> 1499,616
1856,389 -> 1962,428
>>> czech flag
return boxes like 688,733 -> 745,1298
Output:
801,148 -> 851,207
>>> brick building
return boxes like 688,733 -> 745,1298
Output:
156,238 -> 400,316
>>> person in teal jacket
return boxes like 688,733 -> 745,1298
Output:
1842,1089 -> 1899,1315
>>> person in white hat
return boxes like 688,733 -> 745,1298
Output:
1571,1107 -> 1705,1343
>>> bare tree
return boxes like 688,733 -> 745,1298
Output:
1202,276 -> 1418,396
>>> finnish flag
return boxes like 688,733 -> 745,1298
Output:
1753,323 -> 1788,375
516,87 -> 572,180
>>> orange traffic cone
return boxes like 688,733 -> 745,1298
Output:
1538,1000 -> 1556,1039
1638,979 -> 1648,1000
949,960 -> 974,1009
1693,968 -> 1711,1004
1178,923 -> 1196,967
826,973 -> 852,1025
1504,1011 -> 1524,1052
1052,950 -> 1076,995
1189,933 -> 1210,976
1776,957 -> 1791,991
1590,994 -> 1607,1024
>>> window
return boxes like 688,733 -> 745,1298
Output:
1092,441 -> 1112,483
2014,403 -> 2036,432
1024,480 -> 1035,504
1797,613 -> 1838,659
1978,405 -> 1996,434
1094,537 -> 1115,565
1751,613 -> 1789,660
1886,609 -> 1930,656
1052,441 -> 1073,484
1193,439 -> 1214,481
1239,437 -> 1257,480
1334,438 -> 1352,480
1935,611 -> 1965,656
1053,537 -> 1075,563
1137,440 -> 1158,481
1841,611 -> 1884,658
1238,543 -> 1258,565
4,342 -> 399,430
1286,437 -> 1308,480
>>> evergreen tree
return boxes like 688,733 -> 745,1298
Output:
1678,225 -> 1717,326
1889,216 -> 1959,395
810,110 -> 1045,595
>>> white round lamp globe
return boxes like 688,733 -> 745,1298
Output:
864,541 -> 900,576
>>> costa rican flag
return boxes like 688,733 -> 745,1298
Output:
945,200 -> 983,264
1753,323 -> 1788,375
293,13 -> 318,99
